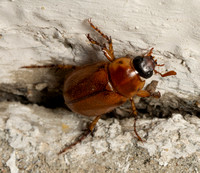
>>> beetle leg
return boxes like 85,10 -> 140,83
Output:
146,48 -> 154,57
87,19 -> 115,61
137,80 -> 161,99
58,130 -> 90,155
130,98 -> 143,142
86,34 -> 114,62
137,89 -> 161,99
88,115 -> 102,131
88,19 -> 110,42
21,64 -> 76,70
136,90 -> 151,97
58,115 -> 101,155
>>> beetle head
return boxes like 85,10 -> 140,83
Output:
132,48 -> 176,79
133,55 -> 156,79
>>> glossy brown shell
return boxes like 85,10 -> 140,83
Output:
108,57 -> 145,97
63,61 -> 128,116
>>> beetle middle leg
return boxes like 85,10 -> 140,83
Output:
58,115 -> 101,154
130,98 -> 143,142
131,81 -> 161,141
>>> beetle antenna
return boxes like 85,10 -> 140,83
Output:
152,52 -> 175,76
154,69 -> 176,77
153,59 -> 164,66
156,64 -> 164,66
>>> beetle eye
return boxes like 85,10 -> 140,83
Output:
133,56 -> 154,79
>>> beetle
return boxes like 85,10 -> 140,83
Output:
22,19 -> 176,154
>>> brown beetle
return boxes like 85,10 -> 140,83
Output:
22,19 -> 176,154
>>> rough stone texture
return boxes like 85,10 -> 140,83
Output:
0,0 -> 200,172
0,102 -> 200,172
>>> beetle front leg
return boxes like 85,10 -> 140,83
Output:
58,115 -> 101,154
137,80 -> 161,98
146,48 -> 154,57
136,90 -> 151,97
136,90 -> 161,99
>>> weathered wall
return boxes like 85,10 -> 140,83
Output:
0,0 -> 200,172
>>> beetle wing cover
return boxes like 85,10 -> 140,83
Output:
63,62 -> 109,103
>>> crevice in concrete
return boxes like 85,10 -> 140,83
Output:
0,82 -> 199,119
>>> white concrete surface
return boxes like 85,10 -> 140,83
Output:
0,0 -> 200,172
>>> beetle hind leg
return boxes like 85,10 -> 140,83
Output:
58,115 -> 101,154
86,33 -> 104,48
21,64 -> 76,70
88,19 -> 110,42
86,33 -> 114,62
87,19 -> 115,62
